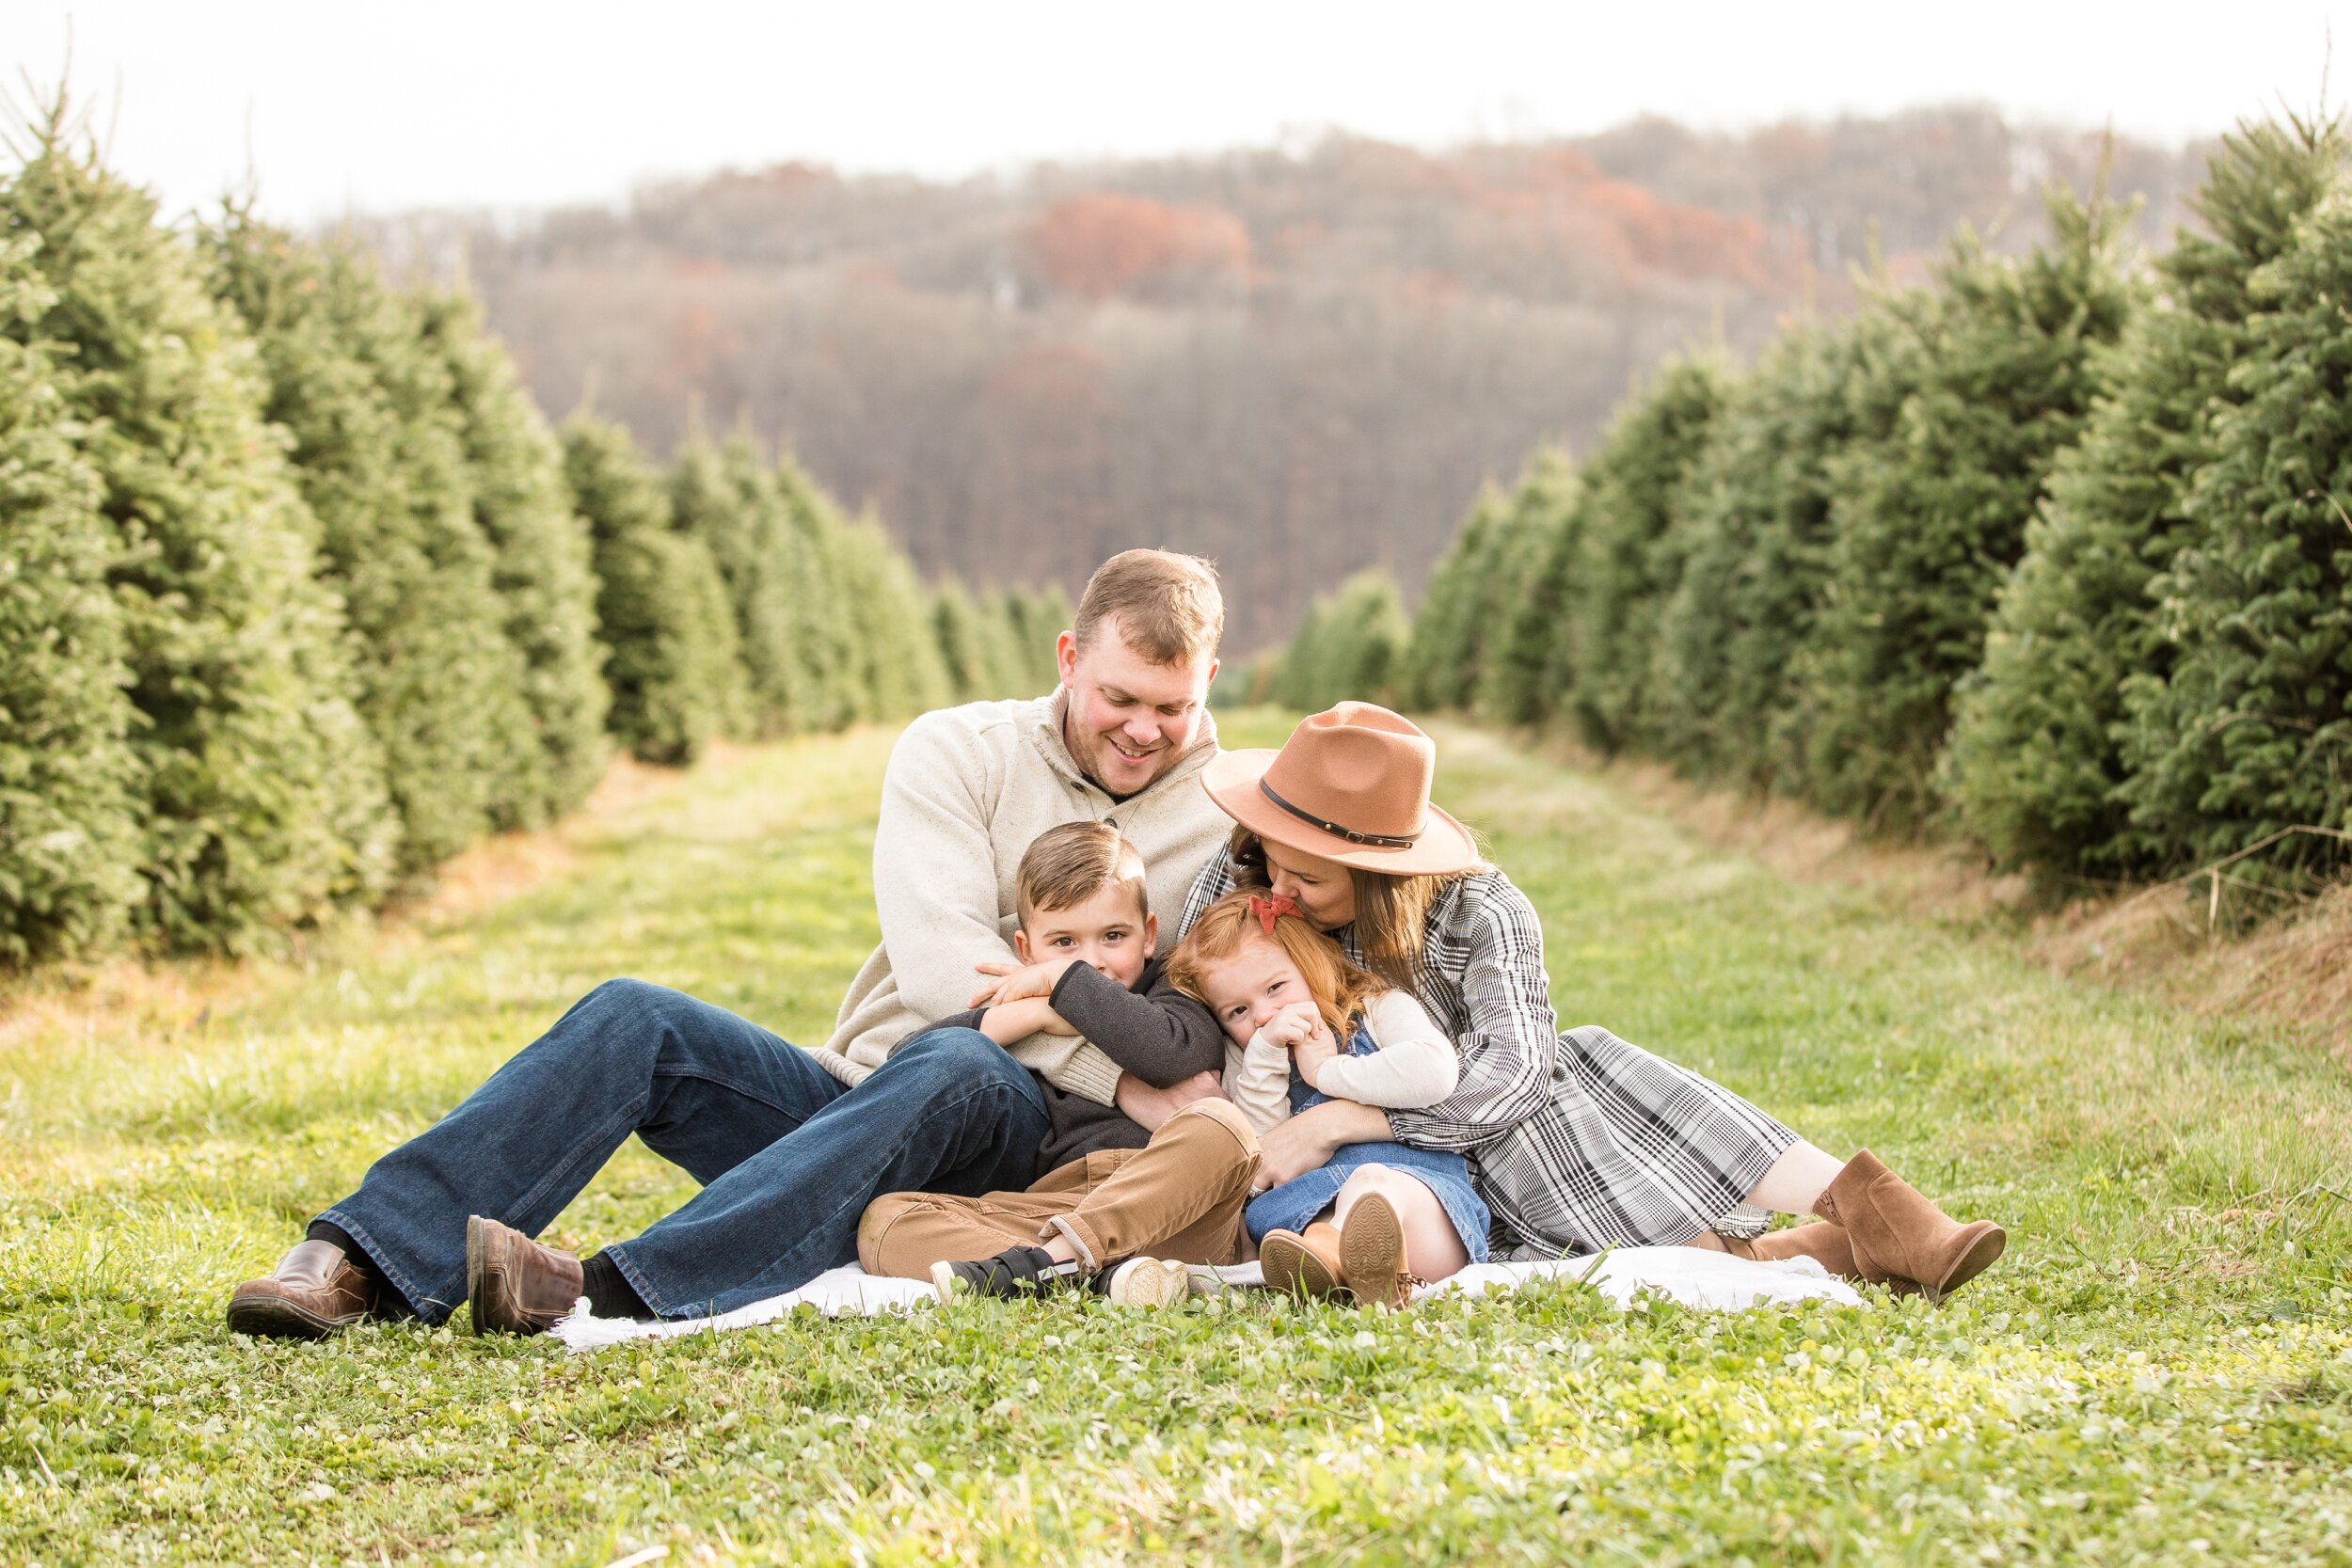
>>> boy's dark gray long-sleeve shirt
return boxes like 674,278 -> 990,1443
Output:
918,955 -> 1227,1180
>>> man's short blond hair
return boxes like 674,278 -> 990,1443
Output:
1073,549 -> 1223,667
1016,821 -> 1150,929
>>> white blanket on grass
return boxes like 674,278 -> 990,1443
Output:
550,1245 -> 1863,1353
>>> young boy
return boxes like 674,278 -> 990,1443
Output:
857,821 -> 1260,1306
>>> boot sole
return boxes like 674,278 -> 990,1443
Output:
1260,1230 -> 1340,1299
465,1214 -> 490,1335
1339,1195 -> 1411,1308
224,1292 -> 360,1340
1925,1222 -> 2007,1303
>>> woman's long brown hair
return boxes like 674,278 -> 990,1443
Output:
1222,826 -> 1482,993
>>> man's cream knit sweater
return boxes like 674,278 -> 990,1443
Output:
813,690 -> 1230,1103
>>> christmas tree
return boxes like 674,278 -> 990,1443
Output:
5,128 -> 395,949
1562,356 -> 1725,754
1802,188 -> 2135,830
209,215 -> 534,873
0,235 -> 142,960
562,414 -> 742,765
421,289 -> 610,825
1947,116 -> 2345,879
2115,177 -> 2352,889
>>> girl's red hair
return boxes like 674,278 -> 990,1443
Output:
1166,891 -> 1385,1037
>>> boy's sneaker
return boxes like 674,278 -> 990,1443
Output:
1094,1257 -> 1189,1309
930,1245 -> 1087,1304
928,1247 -> 1190,1309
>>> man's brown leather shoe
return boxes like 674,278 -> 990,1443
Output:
226,1240 -> 381,1339
466,1214 -> 585,1335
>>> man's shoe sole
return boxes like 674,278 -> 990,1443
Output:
465,1214 -> 491,1335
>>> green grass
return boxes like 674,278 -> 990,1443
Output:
4,710 -> 2349,1566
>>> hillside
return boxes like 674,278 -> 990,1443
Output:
363,109 -> 2209,647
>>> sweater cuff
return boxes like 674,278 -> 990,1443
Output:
1054,1041 -> 1126,1108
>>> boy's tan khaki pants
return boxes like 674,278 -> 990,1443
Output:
859,1098 -> 1260,1276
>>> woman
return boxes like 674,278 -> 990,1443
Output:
1178,701 -> 2005,1299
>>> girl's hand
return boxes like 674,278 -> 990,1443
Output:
1260,1000 -> 1324,1053
1294,1023 -> 1340,1089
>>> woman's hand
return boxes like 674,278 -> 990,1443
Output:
967,957 -> 1075,1009
1252,1099 -> 1390,1190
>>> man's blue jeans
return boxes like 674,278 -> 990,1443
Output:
316,979 -> 1049,1322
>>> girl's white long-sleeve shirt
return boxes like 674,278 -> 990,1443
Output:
1222,990 -> 1459,1133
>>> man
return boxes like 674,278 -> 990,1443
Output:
227,549 -> 1232,1337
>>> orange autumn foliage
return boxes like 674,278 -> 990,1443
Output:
1024,192 -> 1252,298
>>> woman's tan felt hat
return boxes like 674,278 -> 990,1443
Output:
1202,702 -> 1481,875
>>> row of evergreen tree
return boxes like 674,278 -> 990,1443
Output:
1267,113 -> 2352,901
1,123 -> 1064,966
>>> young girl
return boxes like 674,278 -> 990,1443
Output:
1165,890 -> 1488,1307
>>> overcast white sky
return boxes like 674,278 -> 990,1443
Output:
8,2 -> 2345,222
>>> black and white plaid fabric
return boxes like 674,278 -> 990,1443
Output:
1179,849 -> 1795,1259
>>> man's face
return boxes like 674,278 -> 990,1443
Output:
1057,620 -> 1218,798
1013,884 -> 1156,990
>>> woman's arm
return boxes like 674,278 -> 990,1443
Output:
1384,875 -> 1560,1151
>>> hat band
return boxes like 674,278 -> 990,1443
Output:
1258,779 -> 1421,849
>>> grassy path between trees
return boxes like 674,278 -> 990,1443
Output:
4,711 -> 2349,1566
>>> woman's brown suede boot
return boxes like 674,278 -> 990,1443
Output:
1816,1150 -> 2006,1301
1717,1221 -> 1860,1280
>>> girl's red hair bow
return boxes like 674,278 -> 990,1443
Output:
1248,893 -> 1302,935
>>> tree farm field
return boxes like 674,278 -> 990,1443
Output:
4,712 -> 2348,1567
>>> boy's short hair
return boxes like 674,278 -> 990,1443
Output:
1017,821 -> 1150,929
1073,549 -> 1223,668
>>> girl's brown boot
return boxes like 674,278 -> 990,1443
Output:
1816,1150 -> 2006,1301
1338,1194 -> 1415,1309
1260,1220 -> 1343,1300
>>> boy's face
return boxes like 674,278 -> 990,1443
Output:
1014,883 -> 1156,990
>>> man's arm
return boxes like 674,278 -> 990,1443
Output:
870,715 -> 1126,1101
